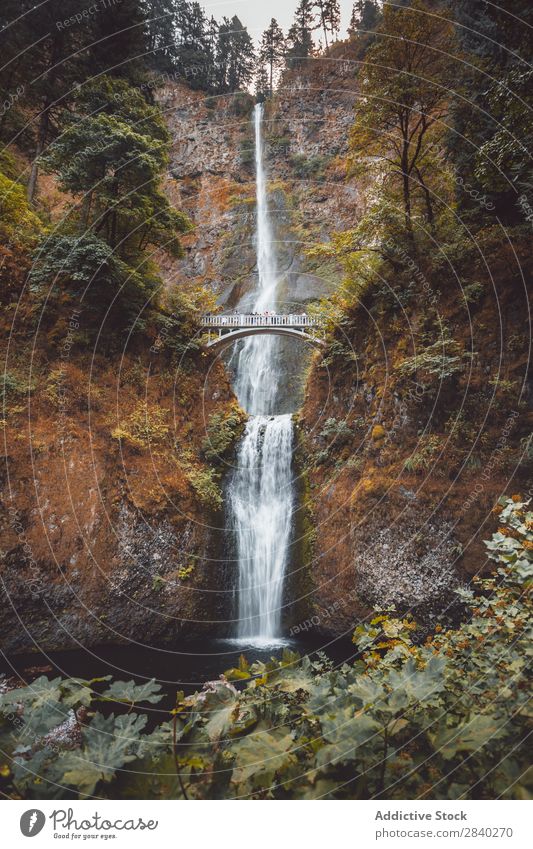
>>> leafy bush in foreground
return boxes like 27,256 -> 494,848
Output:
0,498 -> 531,800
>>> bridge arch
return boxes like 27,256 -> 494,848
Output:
205,326 -> 325,349
201,314 -> 325,349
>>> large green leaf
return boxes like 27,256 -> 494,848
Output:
99,679 -> 163,705
0,676 -> 63,711
60,677 -> 111,708
59,712 -> 148,796
317,709 -> 381,766
231,726 -> 297,791
387,655 -> 446,706
430,714 -> 506,760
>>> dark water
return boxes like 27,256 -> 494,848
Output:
0,635 -> 356,719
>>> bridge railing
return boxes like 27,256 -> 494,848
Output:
200,314 -> 321,328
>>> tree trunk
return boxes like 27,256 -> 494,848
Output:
402,169 -> 414,243
27,104 -> 50,205
27,30 -> 63,205
401,133 -> 415,247
322,18 -> 329,50
415,167 -> 435,232
81,190 -> 93,231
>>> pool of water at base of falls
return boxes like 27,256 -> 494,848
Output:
0,634 -> 355,719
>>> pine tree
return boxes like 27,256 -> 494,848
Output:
205,16 -> 220,91
255,64 -> 270,101
287,0 -> 316,68
175,1 -> 213,89
32,75 -> 191,329
8,0 -> 92,203
314,0 -> 340,49
326,0 -> 341,43
259,19 -> 285,96
88,0 -> 148,84
348,1 -> 380,36
143,0 -> 178,72
216,16 -> 255,93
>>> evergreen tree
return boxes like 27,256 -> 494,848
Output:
259,19 -> 285,96
205,16 -> 220,91
88,0 -> 148,83
314,0 -> 340,49
143,0 -> 178,72
0,0 -> 149,202
348,1 -> 380,36
0,0 -> 90,202
175,1 -> 212,89
449,1 -> 533,219
42,77 -> 187,253
255,64 -> 270,102
287,0 -> 316,68
0,1 -> 40,142
216,16 -> 255,93
32,76 -> 191,328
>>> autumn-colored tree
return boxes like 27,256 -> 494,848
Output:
349,1 -> 456,241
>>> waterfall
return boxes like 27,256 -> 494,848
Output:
229,415 -> 293,641
228,103 -> 295,644
233,103 -> 280,415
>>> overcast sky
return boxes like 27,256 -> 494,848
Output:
199,0 -> 356,44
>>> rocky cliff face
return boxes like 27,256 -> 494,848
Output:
0,340 -> 239,654
297,233 -> 532,637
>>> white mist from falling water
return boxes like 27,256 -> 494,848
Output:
229,103 -> 294,644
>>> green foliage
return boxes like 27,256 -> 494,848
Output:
28,76 -> 192,335
462,281 -> 485,303
0,172 -> 40,245
111,403 -> 170,449
320,417 -> 353,445
99,679 -> 163,707
186,467 -> 223,511
40,77 -> 191,259
349,1 -> 456,237
396,339 -> 469,381
202,404 -> 246,462
403,435 -> 441,473
29,232 -> 159,333
290,153 -> 331,181
475,68 -> 533,210
1,499 -> 530,799
1,371 -> 34,407
151,288 -> 205,356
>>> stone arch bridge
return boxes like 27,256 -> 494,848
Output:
201,314 -> 325,348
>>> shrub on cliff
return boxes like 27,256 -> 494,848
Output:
202,404 -> 247,463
